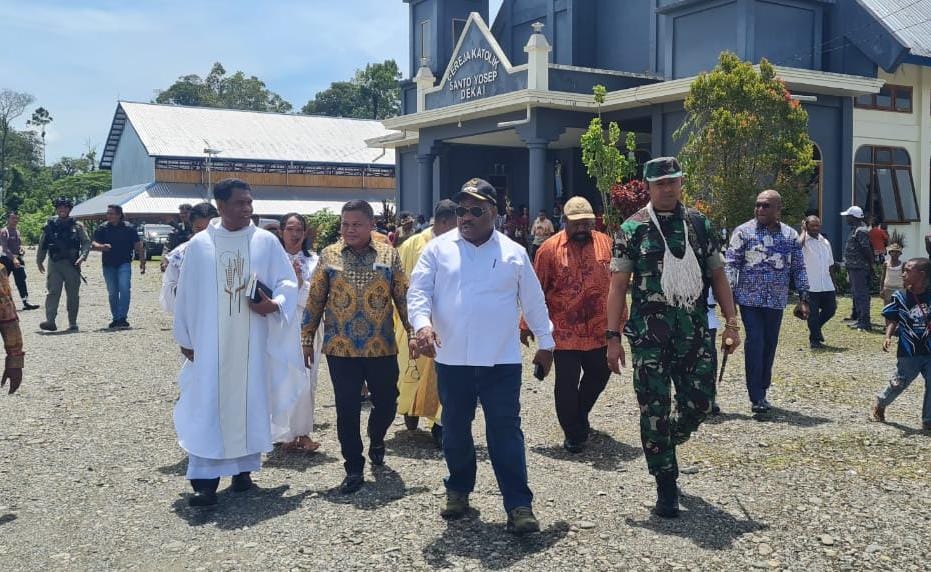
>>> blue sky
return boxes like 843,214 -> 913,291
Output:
0,0 -> 503,163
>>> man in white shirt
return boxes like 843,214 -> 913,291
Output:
800,215 -> 838,349
408,178 -> 554,535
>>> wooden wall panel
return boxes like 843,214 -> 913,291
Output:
155,169 -> 395,190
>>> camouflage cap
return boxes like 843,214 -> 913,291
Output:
644,157 -> 683,182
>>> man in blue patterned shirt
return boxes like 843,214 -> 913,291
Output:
726,190 -> 809,414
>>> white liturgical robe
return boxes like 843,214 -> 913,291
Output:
173,219 -> 305,478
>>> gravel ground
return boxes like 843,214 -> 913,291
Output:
0,253 -> 929,571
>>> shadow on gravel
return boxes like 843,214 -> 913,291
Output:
884,421 -> 928,437
0,514 -> 16,526
704,411 -> 754,425
422,518 -> 570,570
625,493 -> 766,550
808,345 -> 849,353
172,485 -> 310,529
264,448 -> 339,472
754,406 -> 831,428
320,466 -> 430,510
157,458 -> 188,476
383,430 -> 443,460
531,431 -> 641,471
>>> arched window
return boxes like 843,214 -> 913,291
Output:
853,146 -> 919,224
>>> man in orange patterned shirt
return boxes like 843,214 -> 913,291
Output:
521,196 -> 611,453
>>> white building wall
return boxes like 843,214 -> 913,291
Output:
111,123 -> 155,189
852,64 -> 931,260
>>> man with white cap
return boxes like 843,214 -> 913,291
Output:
841,205 -> 874,331
521,196 -> 612,453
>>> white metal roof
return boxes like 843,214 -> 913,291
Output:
72,182 -> 389,219
860,0 -> 931,58
100,102 -> 396,168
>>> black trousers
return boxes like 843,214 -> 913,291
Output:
553,347 -> 611,441
807,291 -> 837,343
0,256 -> 27,300
327,355 -> 399,475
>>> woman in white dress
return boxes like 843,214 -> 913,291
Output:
160,202 -> 218,314
271,213 -> 323,452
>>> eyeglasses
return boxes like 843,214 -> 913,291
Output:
755,202 -> 772,210
456,206 -> 488,218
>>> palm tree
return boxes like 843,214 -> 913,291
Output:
27,107 -> 53,166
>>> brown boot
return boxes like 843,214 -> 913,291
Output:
870,401 -> 886,422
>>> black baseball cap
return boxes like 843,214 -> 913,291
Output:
454,178 -> 497,205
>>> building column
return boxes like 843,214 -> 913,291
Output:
416,153 -> 435,218
527,139 -> 549,217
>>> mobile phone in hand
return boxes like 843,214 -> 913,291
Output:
533,362 -> 545,380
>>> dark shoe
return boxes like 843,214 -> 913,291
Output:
871,402 -> 886,423
440,491 -> 470,520
39,321 -> 57,331
506,506 -> 540,534
923,422 -> 931,431
404,415 -> 419,431
339,474 -> 364,495
67,324 -> 79,332
231,472 -> 253,492
188,491 -> 218,507
751,401 -> 769,414
653,474 -> 680,518
116,319 -> 130,329
710,404 -> 722,416
810,341 -> 826,349
108,321 -> 117,329
368,442 -> 386,466
761,399 -> 774,410
22,302 -> 39,310
563,437 -> 585,454
430,424 -> 443,448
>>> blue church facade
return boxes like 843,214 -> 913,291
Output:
370,0 -> 930,250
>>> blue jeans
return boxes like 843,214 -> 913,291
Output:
436,363 -> 532,512
102,263 -> 132,321
878,356 -> 931,424
740,305 -> 783,404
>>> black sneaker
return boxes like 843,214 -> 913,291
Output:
116,319 -> 130,329
404,415 -> 419,430
339,474 -> 364,495
67,324 -> 79,332
563,437 -> 584,454
108,321 -> 117,329
430,424 -> 443,448
188,491 -> 218,507
710,404 -> 722,416
39,321 -> 57,331
810,341 -> 826,349
368,443 -> 386,466
22,302 -> 39,311
751,401 -> 768,414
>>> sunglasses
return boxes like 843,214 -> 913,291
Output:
455,206 -> 489,218
755,202 -> 772,209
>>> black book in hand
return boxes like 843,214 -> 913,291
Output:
247,273 -> 274,303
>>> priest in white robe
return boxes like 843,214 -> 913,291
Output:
172,178 -> 305,507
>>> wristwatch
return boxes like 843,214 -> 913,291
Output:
605,330 -> 622,341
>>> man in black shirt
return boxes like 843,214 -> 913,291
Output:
92,205 -> 145,329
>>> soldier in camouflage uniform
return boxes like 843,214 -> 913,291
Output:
605,157 -> 741,518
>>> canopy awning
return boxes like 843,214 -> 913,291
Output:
71,182 -> 391,220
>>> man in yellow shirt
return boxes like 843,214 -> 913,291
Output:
395,200 -> 458,446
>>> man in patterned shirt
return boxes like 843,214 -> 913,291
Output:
726,190 -> 809,415
607,157 -> 740,518
302,200 -> 412,495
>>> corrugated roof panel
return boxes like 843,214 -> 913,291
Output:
859,0 -> 931,58
115,102 -> 397,165
72,182 -> 389,218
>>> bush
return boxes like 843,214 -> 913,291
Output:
306,209 -> 341,251
19,205 -> 53,245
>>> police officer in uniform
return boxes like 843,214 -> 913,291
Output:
37,197 -> 90,332
605,157 -> 740,518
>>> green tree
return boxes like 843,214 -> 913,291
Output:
0,89 -> 36,203
302,60 -> 401,120
674,52 -> 815,229
155,62 -> 293,113
26,106 -> 53,165
51,170 -> 111,202
580,85 -> 637,231
306,209 -> 341,251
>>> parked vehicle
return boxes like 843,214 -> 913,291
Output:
138,223 -> 174,259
